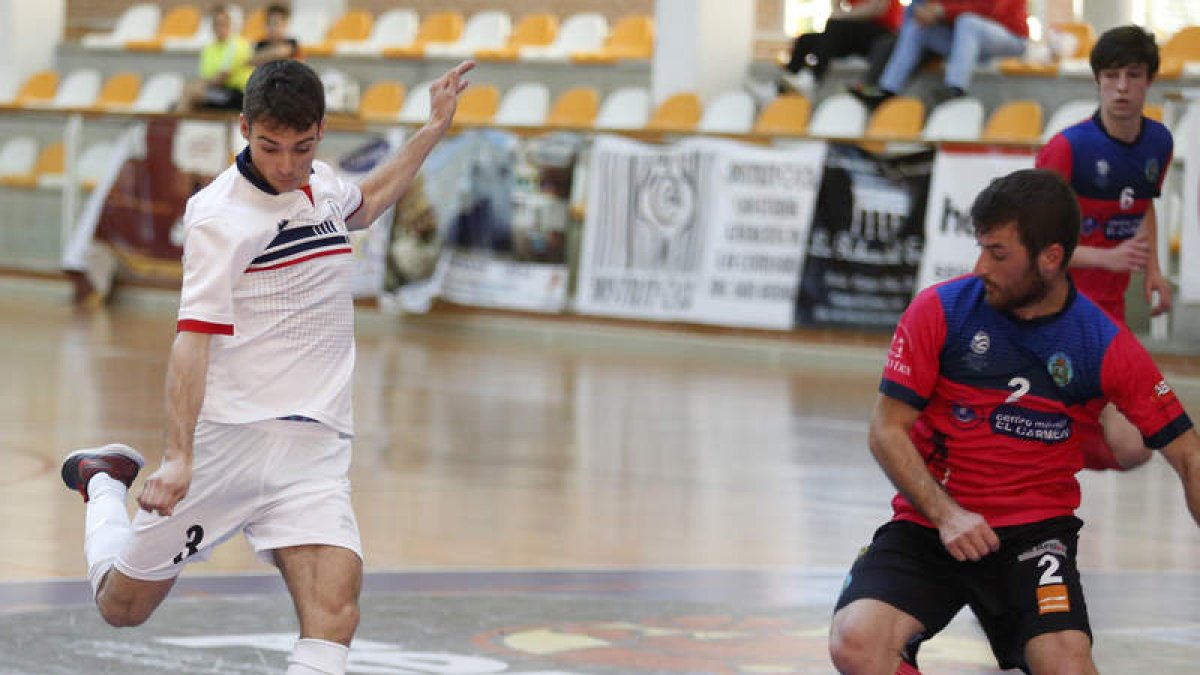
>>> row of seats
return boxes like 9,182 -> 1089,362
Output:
3,69 -> 183,113
996,22 -> 1200,80
79,4 -> 653,63
0,137 -> 113,189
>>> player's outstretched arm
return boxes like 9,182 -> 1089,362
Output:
1141,203 -> 1173,315
1159,428 -> 1200,526
869,394 -> 1000,561
139,331 -> 211,517
348,60 -> 476,230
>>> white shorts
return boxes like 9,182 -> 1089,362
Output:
115,418 -> 363,581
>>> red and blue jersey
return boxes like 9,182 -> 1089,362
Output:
881,275 -> 1190,528
1036,113 -> 1172,321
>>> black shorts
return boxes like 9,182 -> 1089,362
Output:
834,516 -> 1091,673
202,85 -> 244,111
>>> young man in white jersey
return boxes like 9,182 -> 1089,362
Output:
60,58 -> 475,675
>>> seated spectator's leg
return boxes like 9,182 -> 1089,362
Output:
944,13 -> 1028,92
878,21 -> 951,95
787,32 -> 824,74
863,34 -> 897,86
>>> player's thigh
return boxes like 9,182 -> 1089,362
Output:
832,522 -> 966,652
974,516 -> 1092,670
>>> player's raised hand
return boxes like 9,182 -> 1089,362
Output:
938,508 -> 1000,562
428,60 -> 477,133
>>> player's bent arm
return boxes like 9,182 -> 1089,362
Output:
869,394 -> 999,560
347,60 -> 476,231
1158,429 -> 1200,527
138,330 -> 211,516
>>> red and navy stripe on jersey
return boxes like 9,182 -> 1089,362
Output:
881,275 -> 1191,528
1036,113 -> 1173,321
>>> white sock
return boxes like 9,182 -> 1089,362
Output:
84,473 -> 133,598
287,637 -> 349,675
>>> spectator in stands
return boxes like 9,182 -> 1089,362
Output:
250,3 -> 301,65
1036,25 -> 1173,472
777,0 -> 904,95
848,0 -> 1028,109
176,4 -> 253,112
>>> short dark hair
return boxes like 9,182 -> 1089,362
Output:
243,59 -> 324,131
1090,25 -> 1159,79
266,3 -> 291,20
971,169 -> 1080,270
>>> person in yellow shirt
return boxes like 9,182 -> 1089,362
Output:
177,4 -> 253,112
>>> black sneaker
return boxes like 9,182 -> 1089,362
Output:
61,444 -> 145,502
847,83 -> 893,110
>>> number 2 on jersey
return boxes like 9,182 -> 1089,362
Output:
1006,377 -> 1031,403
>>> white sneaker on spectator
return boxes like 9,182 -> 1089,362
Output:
780,70 -> 815,96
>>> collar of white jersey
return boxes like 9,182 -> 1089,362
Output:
235,147 -> 315,196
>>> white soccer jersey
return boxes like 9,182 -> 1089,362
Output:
177,148 -> 364,435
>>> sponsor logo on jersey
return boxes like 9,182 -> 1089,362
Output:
1094,159 -> 1110,188
886,334 -> 911,376
989,404 -> 1072,443
951,403 -> 983,429
1047,352 -> 1073,388
1155,379 -> 1173,398
1018,538 -> 1068,561
1105,215 -> 1142,241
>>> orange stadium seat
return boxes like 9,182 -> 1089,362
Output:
383,12 -> 464,59
93,72 -> 142,111
358,80 -> 406,123
242,7 -> 266,44
865,96 -> 925,141
981,100 -> 1043,143
546,87 -> 600,128
125,5 -> 201,51
453,84 -> 500,125
14,70 -> 58,107
753,94 -> 811,136
572,14 -> 654,63
1159,26 -> 1200,79
304,10 -> 374,57
2,141 -> 63,189
646,92 -> 701,132
476,13 -> 558,61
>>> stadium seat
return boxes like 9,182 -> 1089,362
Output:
1172,102 -> 1199,164
753,94 -> 810,135
1144,103 -> 1164,123
546,87 -> 600,128
647,92 -> 702,132
520,13 -> 607,60
305,10 -> 374,57
1053,21 -> 1096,58
981,100 -> 1043,143
291,9 -> 333,50
0,137 -> 39,186
476,14 -> 558,60
595,87 -> 650,130
425,11 -> 512,58
14,70 -> 58,108
131,72 -> 185,113
166,4 -> 243,51
77,141 -> 118,190
33,142 -> 68,189
383,12 -> 464,59
358,80 -> 406,123
241,7 -> 266,43
865,96 -> 924,141
1159,26 -> 1200,79
398,79 -> 435,123
80,3 -> 161,49
571,14 -> 653,63
93,72 -> 143,111
494,83 -> 551,126
454,84 -> 501,125
335,9 -> 418,56
50,69 -> 102,109
1041,99 -> 1096,142
321,69 -> 359,113
809,93 -> 868,138
125,4 -> 201,51
698,90 -> 756,134
922,97 -> 984,142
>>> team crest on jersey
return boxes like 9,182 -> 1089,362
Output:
1145,158 -> 1160,183
951,403 -> 982,429
1047,352 -> 1073,388
1081,216 -> 1099,236
1093,159 -> 1110,188
970,331 -> 990,355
